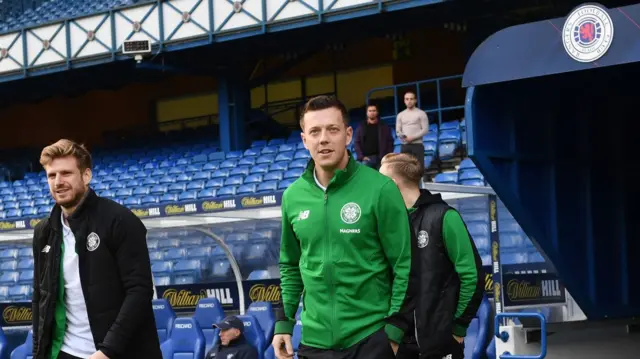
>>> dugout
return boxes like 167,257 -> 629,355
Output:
463,3 -> 639,322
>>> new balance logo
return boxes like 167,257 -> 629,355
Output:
41,245 -> 50,253
298,210 -> 310,220
442,355 -> 452,359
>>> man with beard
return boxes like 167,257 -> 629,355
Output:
31,139 -> 161,359
271,96 -> 416,359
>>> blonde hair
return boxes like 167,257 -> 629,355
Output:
40,139 -> 93,171
381,153 -> 422,185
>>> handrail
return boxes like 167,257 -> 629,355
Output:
365,74 -> 463,126
494,312 -> 547,359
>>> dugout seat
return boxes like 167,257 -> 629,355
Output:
237,315 -> 266,357
152,299 -> 176,343
10,329 -> 31,359
464,295 -> 492,359
247,301 -> 276,343
193,297 -> 225,352
160,317 -> 206,359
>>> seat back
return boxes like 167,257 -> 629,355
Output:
247,301 -> 275,343
237,315 -> 266,359
160,317 -> 206,359
10,329 -> 31,359
464,295 -> 492,359
193,297 -> 225,351
152,299 -> 176,343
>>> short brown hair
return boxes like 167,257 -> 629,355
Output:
300,95 -> 349,129
40,139 -> 93,171
381,153 -> 422,185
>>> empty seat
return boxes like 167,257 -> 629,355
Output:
160,317 -> 206,359
153,298 -> 177,343
247,302 -> 275,344
10,329 -> 32,359
237,184 -> 257,195
257,181 -> 278,193
464,295 -> 491,359
433,172 -> 458,184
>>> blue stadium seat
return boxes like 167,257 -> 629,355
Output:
160,317 -> 206,359
288,159 -> 308,169
245,147 -> 261,157
202,162 -> 220,171
152,261 -> 173,278
22,207 -> 38,217
247,302 -> 275,344
284,168 -> 303,179
257,181 -> 278,193
187,180 -> 206,191
239,157 -> 257,166
261,146 -> 279,155
178,191 -> 198,202
238,315 -> 266,356
248,270 -> 271,280
212,169 -> 230,178
225,176 -> 244,186
198,188 -> 217,199
211,260 -> 232,280
226,151 -> 243,159
459,168 -> 485,186
9,285 -> 30,301
251,164 -> 271,174
116,188 -> 133,198
438,130 -> 461,160
168,166 -> 186,176
270,162 -> 288,172
161,193 -> 179,203
433,172 -> 458,184
279,178 -> 295,190
464,295 -> 491,359
256,155 -> 275,165
18,270 -> 33,285
251,140 -> 268,148
173,259 -> 202,284
220,159 -> 237,169
279,144 -> 295,152
237,184 -> 257,195
133,186 -> 150,196
193,297 -> 225,352
149,184 -> 169,195
153,299 -> 177,343
175,173 -> 192,183
125,180 -> 141,188
217,186 -> 237,197
293,150 -> 310,160
208,152 -> 226,161
10,329 -> 32,359
264,171 -> 284,181
230,166 -> 251,177
245,174 -> 263,184
159,160 -> 175,169
143,178 -> 160,186
206,178 -> 225,188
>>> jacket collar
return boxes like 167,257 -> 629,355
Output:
49,188 -> 98,232
301,150 -> 359,191
413,189 -> 446,209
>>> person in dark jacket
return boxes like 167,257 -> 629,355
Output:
353,103 -> 394,169
206,316 -> 258,359
31,139 -> 161,359
380,153 -> 485,359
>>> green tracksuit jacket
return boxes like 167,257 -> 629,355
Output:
274,155 -> 415,350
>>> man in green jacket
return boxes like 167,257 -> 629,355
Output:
272,96 -> 416,359
380,153 -> 485,359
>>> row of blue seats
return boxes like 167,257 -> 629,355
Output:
0,283 -> 31,301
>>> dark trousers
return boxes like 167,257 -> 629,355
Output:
298,328 -> 395,359
401,144 -> 425,172
397,337 -> 465,359
58,352 -> 85,359
361,155 -> 381,170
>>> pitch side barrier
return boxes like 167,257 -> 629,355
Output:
0,184 -> 565,331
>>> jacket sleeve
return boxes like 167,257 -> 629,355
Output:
442,210 -> 485,337
97,212 -> 156,358
376,181 -> 415,344
238,345 -> 259,359
273,199 -> 303,336
31,226 -> 42,357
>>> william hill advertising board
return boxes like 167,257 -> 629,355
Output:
0,271 -> 563,327
0,193 -> 282,231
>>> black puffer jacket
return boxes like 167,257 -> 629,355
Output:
31,189 -> 162,359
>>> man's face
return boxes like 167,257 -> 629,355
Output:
404,93 -> 417,109
219,328 -> 240,346
301,107 -> 353,170
366,106 -> 379,122
45,156 -> 91,208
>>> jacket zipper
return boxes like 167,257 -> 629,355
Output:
414,310 -> 421,349
323,191 -> 337,347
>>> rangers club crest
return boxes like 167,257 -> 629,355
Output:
562,4 -> 614,63
87,232 -> 100,251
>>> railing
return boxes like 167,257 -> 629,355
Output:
365,74 -> 464,126
158,114 -> 219,132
